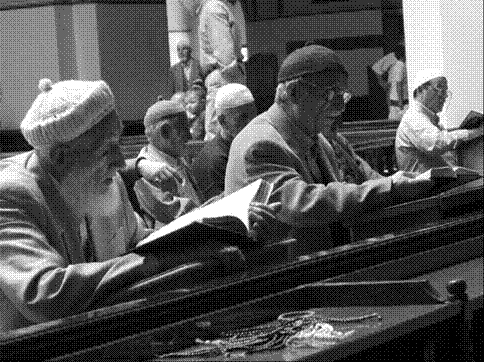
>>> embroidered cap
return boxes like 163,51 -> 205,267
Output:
411,68 -> 445,93
214,83 -> 254,114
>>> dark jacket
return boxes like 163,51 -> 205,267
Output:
166,58 -> 204,97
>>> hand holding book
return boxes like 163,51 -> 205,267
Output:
133,179 -> 276,254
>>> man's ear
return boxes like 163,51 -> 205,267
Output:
49,144 -> 70,165
159,121 -> 172,139
286,81 -> 300,103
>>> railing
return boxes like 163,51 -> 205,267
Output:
0,119 -> 399,174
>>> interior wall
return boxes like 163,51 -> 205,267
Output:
96,3 -> 170,122
403,0 -> 483,128
0,6 -> 60,130
246,9 -> 384,97
72,4 -> 102,80
440,0 -> 483,128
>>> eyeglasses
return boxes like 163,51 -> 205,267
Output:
430,84 -> 452,99
300,79 -> 352,104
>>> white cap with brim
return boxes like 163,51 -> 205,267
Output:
20,78 -> 115,149
411,68 -> 444,94
214,83 -> 254,115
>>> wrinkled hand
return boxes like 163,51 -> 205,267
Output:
247,202 -> 282,243
391,170 -> 434,201
137,159 -> 182,191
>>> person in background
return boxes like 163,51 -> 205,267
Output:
192,83 -> 257,203
395,69 -> 484,173
372,41 -> 409,120
198,0 -> 248,141
185,80 -> 206,140
134,100 -> 202,228
0,78 -> 246,332
166,40 -> 204,97
225,45 -> 434,255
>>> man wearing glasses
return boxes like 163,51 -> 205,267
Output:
395,69 -> 484,173
225,45 -> 433,255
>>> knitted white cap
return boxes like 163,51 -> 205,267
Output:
411,68 -> 444,94
214,83 -> 254,115
20,78 -> 115,149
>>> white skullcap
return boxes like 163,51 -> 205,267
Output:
21,78 -> 115,149
214,83 -> 254,114
411,68 -> 445,93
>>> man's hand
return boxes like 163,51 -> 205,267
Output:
470,124 -> 484,139
391,170 -> 434,201
247,202 -> 282,243
137,159 -> 182,191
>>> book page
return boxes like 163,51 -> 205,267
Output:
200,179 -> 273,230
451,166 -> 483,177
136,179 -> 272,247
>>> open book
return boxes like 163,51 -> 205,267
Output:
460,110 -> 483,129
133,179 -> 273,254
416,166 -> 483,193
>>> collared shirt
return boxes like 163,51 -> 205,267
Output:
191,132 -> 232,203
183,59 -> 193,83
265,104 -> 379,185
395,101 -> 469,173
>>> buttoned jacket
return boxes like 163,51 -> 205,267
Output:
225,104 -> 395,254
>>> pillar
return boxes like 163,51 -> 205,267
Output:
403,0 -> 483,128
166,0 -> 202,67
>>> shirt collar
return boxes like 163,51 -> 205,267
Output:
265,103 -> 316,153
414,101 -> 440,125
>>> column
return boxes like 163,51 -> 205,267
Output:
402,0 -> 483,128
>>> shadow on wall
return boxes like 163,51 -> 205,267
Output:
246,53 -> 279,115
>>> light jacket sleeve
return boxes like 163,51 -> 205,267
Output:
0,192 -> 163,324
243,140 -> 395,227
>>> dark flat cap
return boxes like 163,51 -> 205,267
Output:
278,45 -> 347,83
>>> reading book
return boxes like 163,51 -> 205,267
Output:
460,110 -> 483,129
133,179 -> 274,254
416,166 -> 483,194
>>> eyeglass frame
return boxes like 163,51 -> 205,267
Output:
299,78 -> 352,104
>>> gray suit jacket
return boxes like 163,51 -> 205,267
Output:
225,104 -> 396,255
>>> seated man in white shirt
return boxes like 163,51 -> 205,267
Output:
395,69 -> 483,173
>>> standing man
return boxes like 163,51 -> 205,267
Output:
167,40 -> 203,97
225,45 -> 434,255
372,41 -> 409,120
192,83 -> 257,203
198,0 -> 248,141
395,69 -> 484,173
